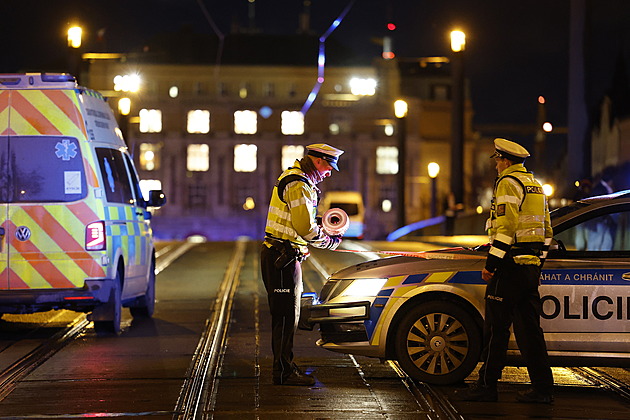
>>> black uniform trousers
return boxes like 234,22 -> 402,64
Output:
260,244 -> 303,382
478,259 -> 554,394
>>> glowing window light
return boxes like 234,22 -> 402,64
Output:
376,146 -> 398,175
113,74 -> 141,93
187,144 -> 209,172
243,196 -> 256,211
187,110 -> 210,134
139,143 -> 160,171
350,78 -> 377,96
139,179 -> 162,201
282,145 -> 304,170
139,109 -> 162,133
382,199 -> 392,212
384,124 -> 394,136
234,144 -> 257,172
234,110 -> 257,135
281,111 -> 304,135
169,86 -> 179,98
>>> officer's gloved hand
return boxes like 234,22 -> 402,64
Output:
326,235 -> 342,250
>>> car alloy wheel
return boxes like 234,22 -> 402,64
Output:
394,301 -> 481,385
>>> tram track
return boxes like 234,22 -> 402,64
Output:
304,249 -> 467,419
570,366 -> 630,402
0,241 -> 196,404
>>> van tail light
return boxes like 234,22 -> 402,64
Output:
86,221 -> 106,251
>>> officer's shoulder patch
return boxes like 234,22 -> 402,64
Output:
496,203 -> 506,216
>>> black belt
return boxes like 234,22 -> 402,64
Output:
510,243 -> 543,257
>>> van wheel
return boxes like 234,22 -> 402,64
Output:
130,260 -> 156,318
394,301 -> 481,385
93,269 -> 123,334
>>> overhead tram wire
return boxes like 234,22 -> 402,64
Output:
196,0 -> 225,74
300,0 -> 356,116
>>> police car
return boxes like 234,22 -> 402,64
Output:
301,190 -> 630,385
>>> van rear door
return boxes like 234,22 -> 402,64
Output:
0,133 -> 7,289
1,87 -> 103,290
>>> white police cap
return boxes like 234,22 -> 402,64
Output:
490,138 -> 530,161
306,143 -> 344,171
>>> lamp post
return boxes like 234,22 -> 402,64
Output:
450,30 -> 465,208
448,30 -> 465,235
118,97 -> 131,146
428,162 -> 440,218
67,25 -> 82,81
394,99 -> 408,228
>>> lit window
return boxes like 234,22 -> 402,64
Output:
263,82 -> 275,97
139,179 -> 162,201
239,83 -> 250,99
169,86 -> 179,98
234,144 -> 257,172
187,110 -> 210,134
349,77 -> 377,96
187,144 -> 209,172
376,146 -> 398,174
384,123 -> 394,136
113,74 -> 141,93
281,111 -> 304,135
218,82 -> 228,97
139,109 -> 162,133
234,110 -> 257,134
282,145 -> 304,170
139,143 -> 160,171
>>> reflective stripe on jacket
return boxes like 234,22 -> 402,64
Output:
486,164 -> 553,270
264,160 -> 333,252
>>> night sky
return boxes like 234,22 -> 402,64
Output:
2,0 -> 630,131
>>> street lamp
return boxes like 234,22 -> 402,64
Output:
67,25 -> 82,81
117,97 -> 131,145
394,99 -> 408,228
428,162 -> 440,218
449,29 -> 466,234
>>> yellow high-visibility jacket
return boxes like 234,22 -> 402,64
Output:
486,163 -> 553,271
264,160 -> 334,252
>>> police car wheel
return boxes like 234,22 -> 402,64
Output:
130,259 -> 156,318
94,269 -> 123,334
394,301 -> 481,385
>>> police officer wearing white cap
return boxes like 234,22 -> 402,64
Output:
261,143 -> 344,385
458,138 -> 554,403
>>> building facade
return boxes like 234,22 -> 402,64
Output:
84,52 -> 481,240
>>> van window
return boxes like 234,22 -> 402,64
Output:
96,148 -> 134,205
124,153 -> 146,208
0,136 -> 87,203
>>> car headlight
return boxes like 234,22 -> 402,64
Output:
341,278 -> 388,297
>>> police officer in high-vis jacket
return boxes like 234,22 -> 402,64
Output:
261,143 -> 343,386
458,138 -> 554,403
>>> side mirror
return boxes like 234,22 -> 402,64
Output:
147,190 -> 166,208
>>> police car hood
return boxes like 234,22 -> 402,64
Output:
330,247 -> 487,280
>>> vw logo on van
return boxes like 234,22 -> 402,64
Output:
15,226 -> 31,241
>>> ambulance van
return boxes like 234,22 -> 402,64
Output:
0,73 -> 166,333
